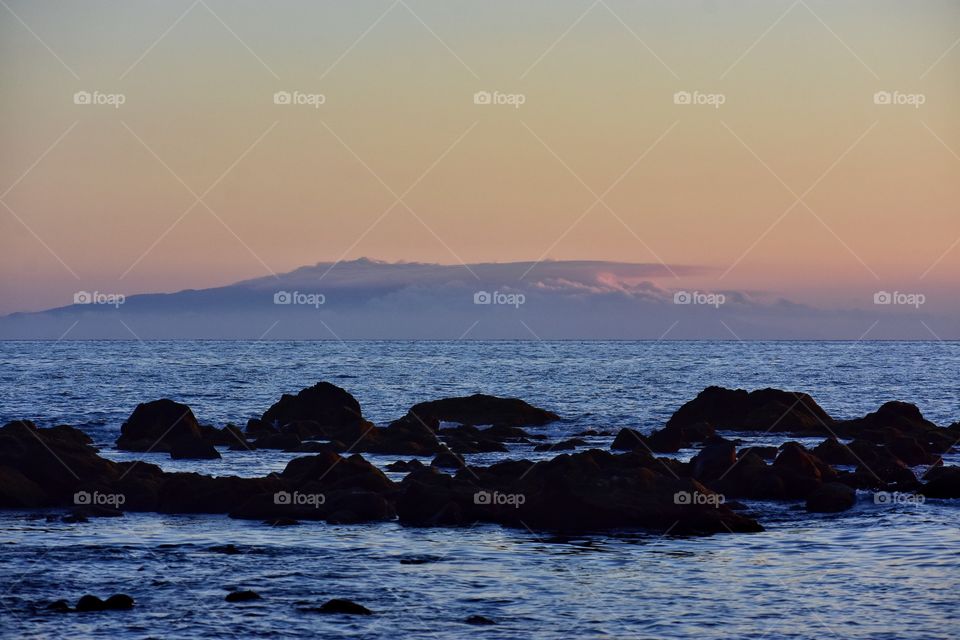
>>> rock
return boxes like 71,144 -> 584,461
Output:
104,594 -> 135,610
210,544 -> 242,554
46,599 -> 71,613
259,382 -> 366,439
169,440 -> 221,460
611,427 -> 683,454
806,482 -> 857,513
76,594 -> 133,612
465,615 -> 496,625
922,466 -> 960,498
439,425 -> 512,454
611,428 -> 645,451
251,433 -> 302,450
225,590 -> 261,602
75,595 -> 106,612
431,452 -> 466,469
406,394 -> 559,427
116,399 -> 204,452
836,402 -> 955,455
771,443 -> 828,498
667,386 -> 834,433
812,438 -> 859,466
887,435 -> 936,466
398,449 -> 762,534
533,438 -> 585,452
386,460 -> 425,473
0,421 -> 118,507
738,446 -> 779,460
690,437 -> 737,481
317,598 -> 372,615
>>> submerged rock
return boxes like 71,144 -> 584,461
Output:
74,594 -> 134,612
465,615 -> 496,625
317,598 -> 372,615
225,590 -> 261,602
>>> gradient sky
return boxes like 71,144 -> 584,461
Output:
1,0 -> 958,325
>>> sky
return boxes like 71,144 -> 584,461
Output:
1,0 -> 958,337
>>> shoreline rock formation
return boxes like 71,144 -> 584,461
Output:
1,383 -> 956,535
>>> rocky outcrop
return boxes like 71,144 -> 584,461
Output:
115,400 -> 204,452
396,449 -> 762,535
250,382 -> 368,441
921,466 -> 960,498
666,386 -> 834,434
405,394 -> 559,427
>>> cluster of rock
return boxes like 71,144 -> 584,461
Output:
1,383 -> 957,536
611,386 -> 960,511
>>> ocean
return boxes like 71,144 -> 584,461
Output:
1,340 -> 958,638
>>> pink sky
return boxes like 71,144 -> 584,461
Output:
1,0 -> 958,325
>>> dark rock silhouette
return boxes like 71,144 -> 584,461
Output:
922,466 -> 960,498
170,440 -> 221,460
806,482 -> 857,512
406,394 -> 559,427
73,594 -> 134,612
316,598 -> 372,615
397,448 -> 762,535
225,590 -> 261,602
116,399 -> 203,452
667,386 -> 834,433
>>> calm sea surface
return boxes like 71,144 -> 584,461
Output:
1,340 -> 958,639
